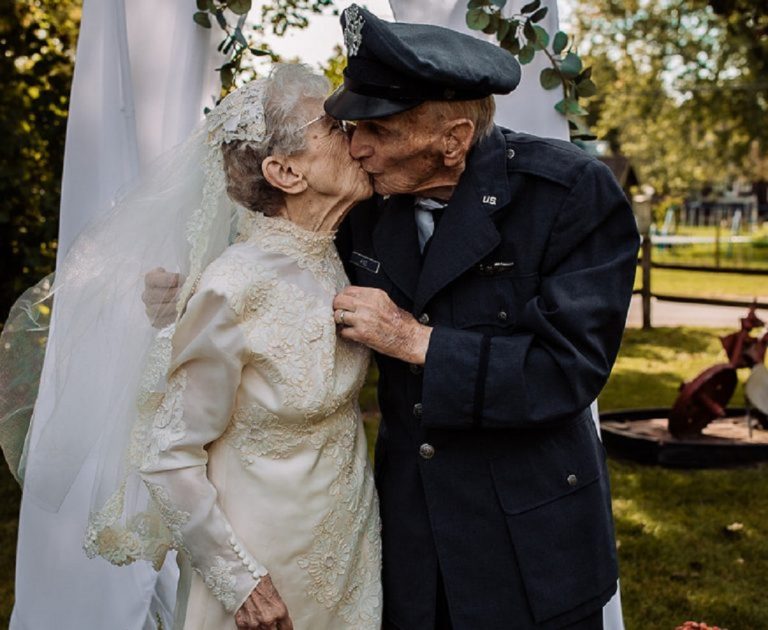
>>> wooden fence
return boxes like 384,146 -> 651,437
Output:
637,236 -> 768,329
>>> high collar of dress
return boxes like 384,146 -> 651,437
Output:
243,209 -> 337,259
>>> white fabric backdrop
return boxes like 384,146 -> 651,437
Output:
388,2 -> 624,628
13,1 -> 219,628
56,0 -> 220,262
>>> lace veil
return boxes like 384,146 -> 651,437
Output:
12,78 -> 270,567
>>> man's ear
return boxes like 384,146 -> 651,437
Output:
261,156 -> 308,195
442,119 -> 474,168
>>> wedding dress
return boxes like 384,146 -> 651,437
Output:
112,211 -> 383,628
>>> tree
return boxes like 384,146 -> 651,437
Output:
572,0 -> 768,196
0,0 -> 81,320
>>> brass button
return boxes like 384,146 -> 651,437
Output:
418,313 -> 430,325
497,310 -> 508,322
409,363 -> 423,375
567,474 -> 578,487
413,403 -> 423,418
507,148 -> 516,159
419,443 -> 435,459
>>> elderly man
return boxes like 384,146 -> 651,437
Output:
145,6 -> 637,628
326,6 -> 638,630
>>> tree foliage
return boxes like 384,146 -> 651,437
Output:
0,0 -> 81,319
573,0 -> 768,195
323,44 -> 346,90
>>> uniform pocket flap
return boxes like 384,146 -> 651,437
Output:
490,414 -> 604,515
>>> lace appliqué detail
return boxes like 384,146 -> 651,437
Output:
141,368 -> 188,469
247,211 -> 345,295
83,479 -> 190,571
85,330 -> 192,571
205,80 -> 268,147
296,419 -> 382,625
202,556 -> 240,613
226,402 -> 347,463
144,480 -> 191,555
199,252 -> 278,320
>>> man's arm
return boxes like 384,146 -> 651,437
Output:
421,160 -> 638,429
333,287 -> 431,364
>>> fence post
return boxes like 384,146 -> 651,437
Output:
641,236 -> 652,329
715,209 -> 722,269
633,192 -> 653,330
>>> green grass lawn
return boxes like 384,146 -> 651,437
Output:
601,327 -> 766,629
2,327 -> 766,628
634,267 -> 768,301
607,460 -> 768,628
599,327 -> 748,410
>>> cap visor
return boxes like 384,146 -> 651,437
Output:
324,85 -> 422,121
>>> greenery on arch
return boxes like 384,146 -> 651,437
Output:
192,0 -> 337,99
465,0 -> 597,140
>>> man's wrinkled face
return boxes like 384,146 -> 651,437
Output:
347,105 -> 445,197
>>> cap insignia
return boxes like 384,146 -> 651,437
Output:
344,5 -> 364,57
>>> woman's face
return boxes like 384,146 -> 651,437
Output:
293,100 -> 373,203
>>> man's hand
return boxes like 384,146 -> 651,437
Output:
235,575 -> 294,630
142,267 -> 181,328
333,286 -> 432,365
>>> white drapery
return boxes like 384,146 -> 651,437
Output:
13,2 -> 219,629
387,2 -> 624,628
56,0 -> 221,263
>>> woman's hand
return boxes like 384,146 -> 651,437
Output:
142,267 -> 181,328
235,575 -> 294,630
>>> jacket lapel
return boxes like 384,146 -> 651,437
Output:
372,194 -> 421,301
413,127 -> 512,314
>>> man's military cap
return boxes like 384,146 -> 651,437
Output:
324,4 -> 521,121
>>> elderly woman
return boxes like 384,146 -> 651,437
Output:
51,63 -> 383,630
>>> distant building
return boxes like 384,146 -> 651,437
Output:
598,154 -> 640,195
576,140 -> 640,197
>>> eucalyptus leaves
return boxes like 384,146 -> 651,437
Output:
466,0 -> 597,140
194,0 -> 270,95
193,0 -> 335,97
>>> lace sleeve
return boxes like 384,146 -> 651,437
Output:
139,285 -> 267,613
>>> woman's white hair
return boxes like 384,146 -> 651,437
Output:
223,63 -> 330,215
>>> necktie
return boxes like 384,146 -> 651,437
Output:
414,197 -> 448,254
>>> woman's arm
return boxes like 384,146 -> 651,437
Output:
139,284 -> 271,617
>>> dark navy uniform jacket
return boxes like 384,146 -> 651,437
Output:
336,126 -> 639,630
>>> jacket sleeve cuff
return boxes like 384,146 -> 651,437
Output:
421,326 -> 488,429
